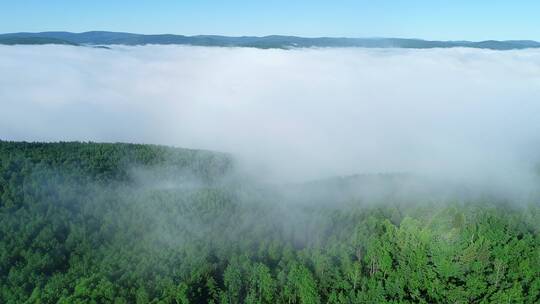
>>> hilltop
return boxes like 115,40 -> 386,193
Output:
2,31 -> 540,50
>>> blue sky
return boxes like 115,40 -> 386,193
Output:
1,1 -> 539,40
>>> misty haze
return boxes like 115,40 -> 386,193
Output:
2,46 -> 539,189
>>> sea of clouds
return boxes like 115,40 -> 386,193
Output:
1,45 -> 539,196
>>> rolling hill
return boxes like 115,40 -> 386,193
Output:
1,31 -> 540,50
1,141 -> 539,303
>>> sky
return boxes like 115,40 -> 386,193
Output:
1,1 -> 539,40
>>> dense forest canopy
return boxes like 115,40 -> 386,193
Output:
1,141 -> 539,303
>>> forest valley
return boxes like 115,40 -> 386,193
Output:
0,141 -> 539,303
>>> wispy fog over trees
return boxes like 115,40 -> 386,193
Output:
1,141 -> 539,303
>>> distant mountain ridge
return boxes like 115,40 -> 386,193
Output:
1,31 -> 540,50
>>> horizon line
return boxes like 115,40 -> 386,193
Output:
1,30 -> 539,43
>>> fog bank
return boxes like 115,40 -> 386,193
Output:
1,45 -> 539,196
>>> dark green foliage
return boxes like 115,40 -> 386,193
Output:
0,141 -> 539,303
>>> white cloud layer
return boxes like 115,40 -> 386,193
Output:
1,45 -> 540,195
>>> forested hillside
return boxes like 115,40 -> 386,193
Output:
2,32 -> 540,50
1,141 -> 539,303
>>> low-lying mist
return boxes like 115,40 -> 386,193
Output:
1,45 -> 540,200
